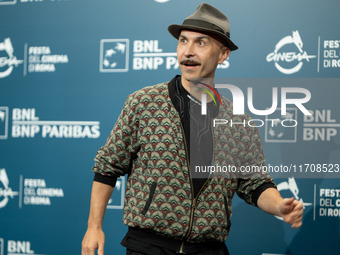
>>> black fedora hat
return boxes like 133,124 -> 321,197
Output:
168,3 -> 238,51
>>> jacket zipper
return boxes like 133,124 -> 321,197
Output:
177,118 -> 213,253
210,120 -> 216,177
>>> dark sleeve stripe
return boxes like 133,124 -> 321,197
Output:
93,173 -> 118,188
252,182 -> 277,207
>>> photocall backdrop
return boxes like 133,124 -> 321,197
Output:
0,0 -> 339,254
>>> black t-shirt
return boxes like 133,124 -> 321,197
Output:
174,75 -> 219,197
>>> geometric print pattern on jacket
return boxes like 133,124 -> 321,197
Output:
92,77 -> 276,243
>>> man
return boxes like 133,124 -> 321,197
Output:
82,3 -> 303,255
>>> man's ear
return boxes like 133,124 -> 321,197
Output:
218,47 -> 230,64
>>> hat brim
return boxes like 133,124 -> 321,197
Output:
168,24 -> 238,51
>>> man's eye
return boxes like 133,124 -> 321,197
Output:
198,41 -> 205,46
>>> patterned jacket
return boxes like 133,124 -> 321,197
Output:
92,77 -> 275,244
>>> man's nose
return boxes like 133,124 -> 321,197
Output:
184,42 -> 195,57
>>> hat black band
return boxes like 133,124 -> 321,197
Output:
183,19 -> 230,38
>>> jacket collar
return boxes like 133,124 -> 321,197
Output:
168,75 -> 220,117
167,75 -> 181,108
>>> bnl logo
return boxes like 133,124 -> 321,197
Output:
0,107 -> 9,140
265,108 -> 298,143
100,39 -> 129,72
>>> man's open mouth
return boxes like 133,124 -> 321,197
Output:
181,60 -> 201,67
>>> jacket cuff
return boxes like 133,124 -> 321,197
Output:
252,182 -> 277,206
93,173 -> 118,187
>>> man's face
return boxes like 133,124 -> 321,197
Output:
177,30 -> 230,88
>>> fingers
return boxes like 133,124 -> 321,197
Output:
284,210 -> 303,226
81,243 -> 96,255
280,197 -> 295,214
82,244 -> 99,255
98,240 -> 105,255
282,200 -> 304,228
289,210 -> 303,228
82,237 -> 96,255
283,197 -> 295,207
81,229 -> 105,255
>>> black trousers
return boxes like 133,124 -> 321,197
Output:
126,246 -> 230,255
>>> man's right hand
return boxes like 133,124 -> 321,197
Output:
82,228 -> 105,255
82,181 -> 114,255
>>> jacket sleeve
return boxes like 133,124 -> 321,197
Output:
92,93 -> 140,178
236,115 -> 276,206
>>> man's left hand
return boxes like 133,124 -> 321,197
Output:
279,197 -> 304,228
